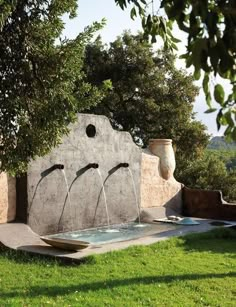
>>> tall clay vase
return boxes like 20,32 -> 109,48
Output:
148,139 -> 176,180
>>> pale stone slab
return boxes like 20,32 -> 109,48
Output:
0,173 -> 16,223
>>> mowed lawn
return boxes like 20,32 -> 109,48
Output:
0,228 -> 235,306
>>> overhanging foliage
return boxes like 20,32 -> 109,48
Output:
0,1 -> 104,174
115,0 -> 236,139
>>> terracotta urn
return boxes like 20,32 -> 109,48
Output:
148,139 -> 176,180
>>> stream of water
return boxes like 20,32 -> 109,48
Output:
127,167 -> 141,225
96,168 -> 111,230
61,169 -> 74,231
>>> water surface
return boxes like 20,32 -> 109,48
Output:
49,222 -> 180,245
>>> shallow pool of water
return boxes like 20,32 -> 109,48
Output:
48,222 -> 180,245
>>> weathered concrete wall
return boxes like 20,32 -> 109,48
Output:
140,150 -> 182,217
0,173 -> 16,223
25,114 -> 142,235
14,114 -> 184,235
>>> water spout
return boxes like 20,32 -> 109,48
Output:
88,163 -> 99,169
117,163 -> 129,168
53,164 -> 64,170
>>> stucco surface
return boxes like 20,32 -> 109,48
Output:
140,150 -> 182,214
26,114 -> 142,235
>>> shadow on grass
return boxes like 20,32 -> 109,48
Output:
180,227 -> 236,257
0,246 -> 79,266
1,272 -> 236,299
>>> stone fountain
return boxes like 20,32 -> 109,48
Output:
0,114 -> 183,236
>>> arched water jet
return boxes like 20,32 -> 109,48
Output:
127,167 -> 142,226
95,168 -> 120,233
61,168 -> 74,231
116,163 -> 142,226
95,168 -> 110,229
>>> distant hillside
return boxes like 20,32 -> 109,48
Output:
207,136 -> 236,150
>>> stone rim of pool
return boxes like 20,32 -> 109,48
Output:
0,219 -> 236,261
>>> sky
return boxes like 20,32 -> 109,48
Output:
62,0 -> 224,136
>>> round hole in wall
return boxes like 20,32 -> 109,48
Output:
86,124 -> 96,138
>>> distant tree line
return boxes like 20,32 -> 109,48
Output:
207,137 -> 236,151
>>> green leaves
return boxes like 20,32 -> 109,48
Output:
225,112 -> 234,128
102,79 -> 113,90
214,84 -> 225,105
116,0 -> 236,140
203,74 -> 209,94
115,0 -> 146,13
117,1 -> 179,51
161,0 -> 236,139
205,108 -> 217,114
191,38 -> 208,71
130,7 -> 137,20
232,127 -> 236,140
0,0 -> 17,30
84,32 -> 207,164
0,0 -> 103,174
193,69 -> 201,80
216,108 -> 236,140
177,149 -> 236,202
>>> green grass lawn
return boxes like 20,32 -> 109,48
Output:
0,228 -> 236,306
